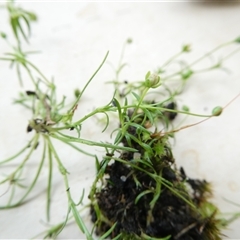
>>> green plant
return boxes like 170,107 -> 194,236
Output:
1,1 -> 240,239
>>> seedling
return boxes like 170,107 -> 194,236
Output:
0,1 -> 240,239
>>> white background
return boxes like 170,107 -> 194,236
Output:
1,1 -> 240,239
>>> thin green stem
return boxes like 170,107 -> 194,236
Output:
187,41 -> 233,69
7,175 -> 17,205
47,137 -> 53,221
131,87 -> 149,118
162,40 -> 234,81
50,132 -> 137,152
0,137 -> 35,165
70,106 -> 112,128
14,137 -> 46,205
25,59 -> 52,86
47,138 -> 94,239
69,51 -> 109,113
220,45 -> 240,62
0,135 -> 46,209
0,133 -> 39,185
160,50 -> 184,70
62,141 -> 96,157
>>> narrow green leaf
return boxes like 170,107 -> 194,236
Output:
71,203 -> 93,240
47,143 -> 53,221
112,97 -> 123,125
17,16 -> 29,43
99,222 -> 118,240
135,189 -> 153,204
22,14 -> 31,35
143,108 -> 154,125
132,91 -> 140,101
51,132 -> 137,152
10,17 -> 19,41
145,71 -> 151,80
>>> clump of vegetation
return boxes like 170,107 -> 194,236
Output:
1,1 -> 240,239
88,72 -> 227,240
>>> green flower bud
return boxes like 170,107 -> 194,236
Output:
182,105 -> 189,112
74,88 -> 81,98
127,38 -> 132,44
182,44 -> 191,52
0,32 -> 7,39
212,106 -> 222,116
144,71 -> 160,88
234,36 -> 240,43
181,69 -> 193,80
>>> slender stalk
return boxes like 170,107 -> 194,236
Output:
0,135 -> 46,209
160,50 -> 184,70
50,132 -> 137,152
47,137 -> 53,221
0,134 -> 39,185
24,59 -> 52,86
162,40 -> 235,81
47,137 -> 94,239
131,87 -> 150,118
69,51 -> 109,114
0,137 -> 35,165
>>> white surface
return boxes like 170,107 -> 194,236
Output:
1,2 -> 240,239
